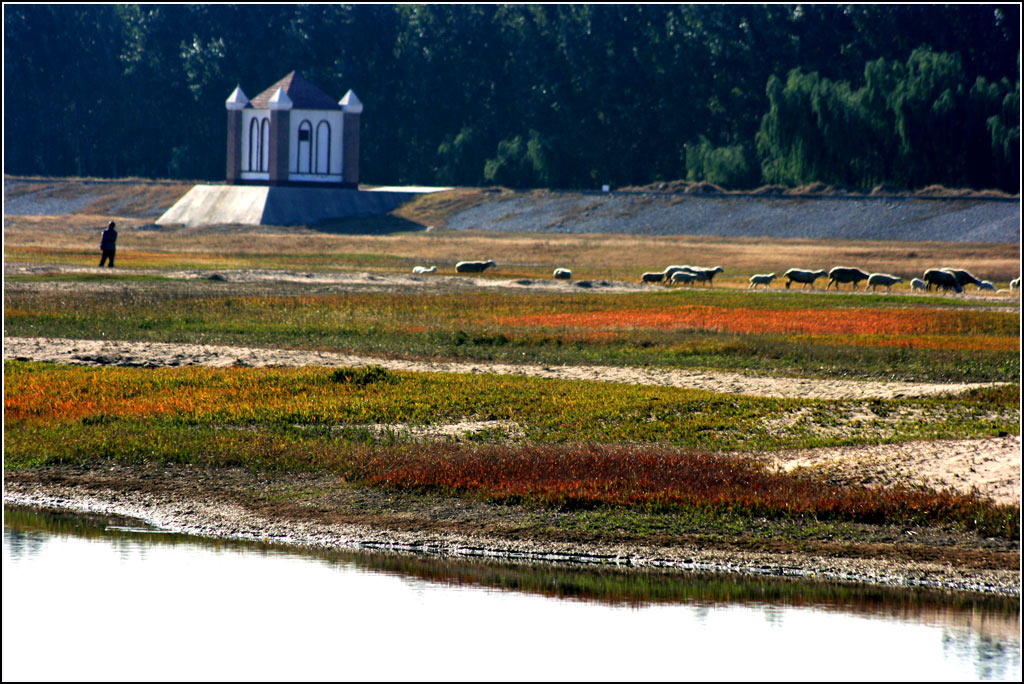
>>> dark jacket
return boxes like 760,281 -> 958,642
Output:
100,227 -> 117,250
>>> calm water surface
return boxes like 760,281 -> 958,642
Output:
2,506 -> 1020,681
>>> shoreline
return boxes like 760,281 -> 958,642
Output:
4,469 -> 1019,598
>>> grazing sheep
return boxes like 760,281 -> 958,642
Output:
553,268 -> 572,280
978,280 -> 995,291
748,273 -> 777,289
1011,277 -> 1020,292
826,266 -> 870,290
663,265 -> 700,280
911,278 -> 927,291
783,268 -> 828,289
641,271 -> 666,284
670,270 -> 697,285
412,266 -> 437,274
867,273 -> 903,292
940,267 -> 983,290
923,268 -> 963,293
455,259 -> 496,274
685,265 -> 724,286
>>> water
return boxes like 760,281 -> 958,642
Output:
3,506 -> 1020,681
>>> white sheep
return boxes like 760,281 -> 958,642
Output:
641,271 -> 665,284
412,266 -> 437,274
553,268 -> 572,280
1010,277 -> 1020,292
748,273 -> 777,289
867,273 -> 903,292
978,280 -> 995,291
455,259 -> 496,273
663,265 -> 692,280
911,278 -> 927,291
670,270 -> 697,285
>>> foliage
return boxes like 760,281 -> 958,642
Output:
685,137 -> 760,189
330,365 -> 396,386
756,48 -> 1020,190
3,4 -> 1019,190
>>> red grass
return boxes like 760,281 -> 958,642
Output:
350,443 -> 1010,528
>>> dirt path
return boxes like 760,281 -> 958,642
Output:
3,335 -> 1004,400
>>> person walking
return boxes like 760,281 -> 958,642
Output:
99,220 -> 117,267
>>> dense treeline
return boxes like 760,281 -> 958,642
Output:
3,4 -> 1019,191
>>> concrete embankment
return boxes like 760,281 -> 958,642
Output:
155,184 -> 441,227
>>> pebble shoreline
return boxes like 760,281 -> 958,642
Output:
5,481 -> 1018,598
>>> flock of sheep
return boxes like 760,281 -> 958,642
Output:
644,264 -> 1017,294
411,260 -> 1019,294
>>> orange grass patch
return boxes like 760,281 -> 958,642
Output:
497,306 -> 1013,337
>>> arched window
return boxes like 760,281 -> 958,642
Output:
297,120 -> 313,173
316,120 -> 331,174
247,118 -> 259,171
260,118 -> 270,172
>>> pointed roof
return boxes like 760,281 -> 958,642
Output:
339,89 -> 363,114
225,85 -> 249,110
267,86 -> 293,110
250,71 -> 340,110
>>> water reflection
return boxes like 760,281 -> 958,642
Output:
3,505 -> 1020,681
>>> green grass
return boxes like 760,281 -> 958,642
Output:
5,361 -> 1018,453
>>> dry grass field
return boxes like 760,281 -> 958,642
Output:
4,213 -> 1021,286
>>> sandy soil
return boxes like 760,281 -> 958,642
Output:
758,437 -> 1021,507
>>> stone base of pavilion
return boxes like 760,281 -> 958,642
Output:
156,184 -> 449,227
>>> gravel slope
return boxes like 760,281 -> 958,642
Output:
446,192 -> 1021,243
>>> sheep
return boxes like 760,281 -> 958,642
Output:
455,259 -> 496,274
911,278 -> 927,291
412,265 -> 437,274
657,264 -> 722,286
783,268 -> 828,289
1011,277 -> 1021,292
978,280 -> 996,291
940,267 -> 983,290
670,270 -> 697,285
748,273 -> 777,289
641,271 -> 666,284
826,266 -> 870,290
923,268 -> 963,293
684,265 -> 724,286
867,273 -> 903,292
553,268 -> 572,280
663,265 -> 697,280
